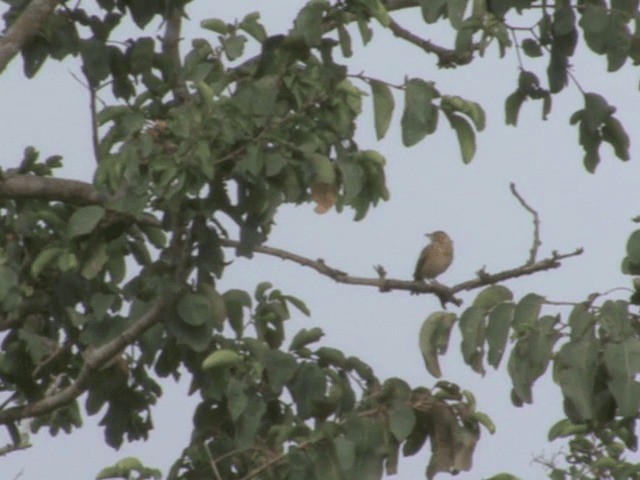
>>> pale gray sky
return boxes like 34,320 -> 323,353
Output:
2,1 -> 640,479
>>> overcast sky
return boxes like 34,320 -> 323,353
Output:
2,1 -> 640,479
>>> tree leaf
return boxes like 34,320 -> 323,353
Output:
389,402 -> 416,441
264,349 -> 297,393
370,80 -> 394,139
401,78 -> 439,147
444,111 -> 477,164
486,302 -> 515,368
505,91 -> 525,126
601,116 -> 630,161
202,349 -> 242,370
419,312 -> 457,378
521,38 -> 543,57
473,285 -> 513,312
30,246 -> 64,278
177,292 -> 215,327
459,306 -> 486,375
290,327 -> 324,351
67,205 -> 105,238
448,0 -> 469,28
201,18 -> 229,34
513,293 -> 543,330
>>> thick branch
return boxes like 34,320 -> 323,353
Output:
219,239 -> 583,307
0,298 -> 169,423
0,0 -> 61,73
161,7 -> 189,103
0,174 -> 103,205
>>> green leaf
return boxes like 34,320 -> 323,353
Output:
337,24 -> 353,57
202,349 -> 242,370
602,116 -> 630,161
603,339 -> 640,417
81,242 -> 109,279
568,304 -> 595,340
419,312 -> 457,378
553,0 -> 576,35
473,285 -> 513,311
264,349 -> 297,393
201,18 -> 229,34
239,12 -> 267,43
505,91 -> 525,126
448,0 -> 469,28
388,402 -> 416,441
513,293 -> 543,330
222,34 -> 247,61
444,111 -> 476,164
459,306 -> 486,375
338,160 -> 365,203
31,246 -> 64,278
282,295 -> 311,316
177,292 -> 215,327
553,339 -> 598,421
223,289 -> 252,337
521,38 -> 543,57
418,0 -> 447,23
579,4 -> 608,33
547,418 -> 589,441
289,362 -> 326,418
0,266 -> 18,302
401,78 -> 439,147
486,303 -> 514,368
583,92 -> 615,132
254,281 -> 273,302
293,0 -> 328,46
129,0 -> 157,28
364,0 -> 391,27
67,206 -> 105,238
370,80 -> 394,140
290,327 -> 324,351
80,39 -> 111,86
309,153 -> 336,184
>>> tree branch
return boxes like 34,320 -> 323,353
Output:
387,17 -> 473,68
0,0 -> 61,74
0,174 -> 103,205
161,6 -> 189,103
510,182 -> 541,264
218,239 -> 583,307
0,298 -> 170,424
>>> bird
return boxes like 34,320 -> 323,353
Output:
413,231 -> 454,282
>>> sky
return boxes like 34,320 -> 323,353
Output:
2,1 -> 640,479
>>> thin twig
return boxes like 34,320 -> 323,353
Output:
510,182 -> 541,264
387,17 -> 473,68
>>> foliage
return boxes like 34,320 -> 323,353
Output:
1,0 -> 640,479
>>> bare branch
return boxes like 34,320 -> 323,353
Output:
387,17 -> 472,68
0,298 -> 170,424
0,0 -> 61,73
510,183 -> 541,264
219,239 -> 583,307
0,442 -> 30,458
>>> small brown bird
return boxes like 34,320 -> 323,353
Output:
413,231 -> 454,282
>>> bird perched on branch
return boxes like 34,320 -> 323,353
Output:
414,231 -> 454,282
